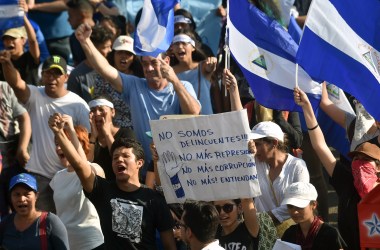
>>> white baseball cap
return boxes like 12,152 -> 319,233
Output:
112,35 -> 135,55
249,121 -> 284,142
281,182 -> 318,208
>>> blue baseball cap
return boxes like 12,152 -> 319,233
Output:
9,173 -> 38,192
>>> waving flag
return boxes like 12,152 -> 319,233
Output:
0,0 -> 24,31
228,0 -> 321,112
288,15 -> 302,45
297,0 -> 380,120
133,0 -> 178,57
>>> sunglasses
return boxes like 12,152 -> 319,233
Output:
215,203 -> 235,214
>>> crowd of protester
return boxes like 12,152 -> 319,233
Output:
0,0 -> 379,249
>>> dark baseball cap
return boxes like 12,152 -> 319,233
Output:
42,55 -> 67,74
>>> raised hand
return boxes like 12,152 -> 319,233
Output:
89,111 -> 98,140
61,114 -> 74,132
75,23 -> 92,43
0,50 -> 12,64
48,113 -> 65,133
158,58 -> 177,83
248,140 -> 257,155
294,86 -> 310,107
223,69 -> 238,92
150,142 -> 159,163
204,57 -> 217,73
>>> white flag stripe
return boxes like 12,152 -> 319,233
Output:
0,5 -> 23,18
306,0 -> 380,81
136,0 -> 166,51
228,17 -> 321,95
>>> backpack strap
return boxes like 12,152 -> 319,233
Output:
39,212 -> 48,250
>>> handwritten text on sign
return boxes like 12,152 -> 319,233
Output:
150,110 -> 262,204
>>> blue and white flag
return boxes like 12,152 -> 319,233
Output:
0,0 -> 24,32
297,0 -> 380,120
228,0 -> 321,112
133,0 -> 178,57
288,15 -> 302,45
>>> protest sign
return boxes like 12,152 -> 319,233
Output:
150,110 -> 261,204
0,0 -> 24,31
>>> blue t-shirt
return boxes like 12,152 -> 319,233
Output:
28,0 -> 72,40
120,73 -> 198,168
177,67 -> 213,115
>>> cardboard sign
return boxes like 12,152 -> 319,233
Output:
150,110 -> 261,204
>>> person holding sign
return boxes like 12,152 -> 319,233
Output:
48,113 -> 177,250
214,198 -> 260,250
223,69 -> 309,237
281,182 -> 346,249
248,121 -> 309,237
75,23 -> 201,178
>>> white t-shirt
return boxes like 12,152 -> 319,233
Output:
254,154 -> 309,222
50,167 -> 103,250
25,86 -> 90,178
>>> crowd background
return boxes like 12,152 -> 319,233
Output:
0,0 -> 379,249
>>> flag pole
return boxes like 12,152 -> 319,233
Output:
224,0 -> 230,97
295,63 -> 299,88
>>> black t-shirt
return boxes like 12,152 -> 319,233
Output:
84,176 -> 174,250
218,222 -> 259,250
330,161 -> 361,250
93,128 -> 136,180
282,222 -> 347,250
0,51 -> 39,85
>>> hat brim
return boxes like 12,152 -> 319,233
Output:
9,182 -> 37,192
45,65 -> 66,74
113,46 -> 136,55
281,197 -> 311,208
248,133 -> 266,140
347,149 -> 377,160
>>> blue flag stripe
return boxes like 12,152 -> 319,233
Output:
329,0 -> 380,52
236,58 -> 321,112
297,27 -> 380,120
228,0 -> 321,112
133,0 -> 177,57
0,4 -> 23,31
228,0 -> 298,63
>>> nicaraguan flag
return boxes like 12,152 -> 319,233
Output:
0,0 -> 24,31
133,0 -> 178,57
288,15 -> 302,45
297,0 -> 380,120
228,0 -> 321,112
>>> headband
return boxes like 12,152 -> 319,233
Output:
172,34 -> 195,47
174,15 -> 192,24
88,99 -> 114,109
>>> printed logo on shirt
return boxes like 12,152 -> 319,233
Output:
223,242 -> 247,250
110,198 -> 143,243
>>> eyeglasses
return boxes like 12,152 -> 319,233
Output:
215,203 -> 235,214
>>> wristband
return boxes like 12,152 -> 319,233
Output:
95,2 -> 102,8
307,124 -> 319,131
